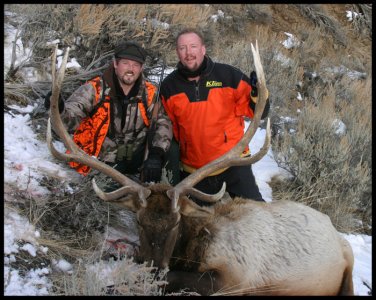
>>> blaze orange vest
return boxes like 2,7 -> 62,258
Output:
68,77 -> 156,175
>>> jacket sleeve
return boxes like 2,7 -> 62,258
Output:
235,74 -> 270,120
161,93 -> 179,141
59,84 -> 97,134
234,75 -> 254,118
151,95 -> 173,155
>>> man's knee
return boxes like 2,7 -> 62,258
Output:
226,166 -> 264,201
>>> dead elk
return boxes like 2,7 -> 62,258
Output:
46,43 -> 354,296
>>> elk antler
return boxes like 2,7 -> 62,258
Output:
46,45 -> 151,206
167,41 -> 271,210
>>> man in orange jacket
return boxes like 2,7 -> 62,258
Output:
161,28 -> 270,203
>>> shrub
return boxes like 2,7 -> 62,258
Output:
294,4 -> 347,47
272,76 -> 371,233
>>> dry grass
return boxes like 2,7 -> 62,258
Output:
52,256 -> 168,295
244,4 -> 273,25
73,4 -> 113,37
294,4 -> 347,46
4,3 -> 372,295
288,26 -> 328,71
347,4 -> 372,39
166,4 -> 213,29
104,5 -> 155,41
4,82 -> 32,106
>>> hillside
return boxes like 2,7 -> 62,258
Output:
4,4 -> 372,296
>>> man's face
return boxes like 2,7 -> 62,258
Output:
114,58 -> 143,86
176,33 -> 206,72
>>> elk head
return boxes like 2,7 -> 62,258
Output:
47,42 -> 271,269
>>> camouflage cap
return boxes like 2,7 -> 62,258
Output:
114,41 -> 147,64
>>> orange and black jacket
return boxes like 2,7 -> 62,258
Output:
68,67 -> 158,175
161,56 -> 269,171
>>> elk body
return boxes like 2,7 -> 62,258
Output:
47,43 -> 354,296
135,186 -> 355,295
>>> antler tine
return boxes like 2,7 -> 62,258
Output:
46,46 -> 150,206
167,40 -> 271,207
49,45 -> 78,154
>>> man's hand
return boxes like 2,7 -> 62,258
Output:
142,149 -> 163,183
250,70 -> 258,99
249,70 -> 270,119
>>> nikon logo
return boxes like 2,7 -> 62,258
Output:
206,80 -> 223,87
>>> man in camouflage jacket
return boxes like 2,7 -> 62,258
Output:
45,41 -> 173,183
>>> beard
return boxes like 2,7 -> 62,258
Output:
183,57 -> 200,71
177,56 -> 207,79
119,72 -> 137,86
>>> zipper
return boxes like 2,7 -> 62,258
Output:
224,131 -> 227,143
195,82 -> 200,101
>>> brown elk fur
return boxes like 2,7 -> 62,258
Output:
124,184 -> 354,296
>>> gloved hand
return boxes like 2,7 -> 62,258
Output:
249,70 -> 270,119
250,70 -> 258,99
44,90 -> 65,112
250,70 -> 270,101
142,148 -> 163,183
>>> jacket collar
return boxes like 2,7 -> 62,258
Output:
202,55 -> 215,76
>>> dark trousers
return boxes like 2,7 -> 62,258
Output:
181,165 -> 264,205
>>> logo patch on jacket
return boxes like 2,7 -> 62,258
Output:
206,80 -> 223,87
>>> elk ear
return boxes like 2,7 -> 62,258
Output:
179,197 -> 214,218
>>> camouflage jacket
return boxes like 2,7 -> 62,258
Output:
60,64 -> 172,164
